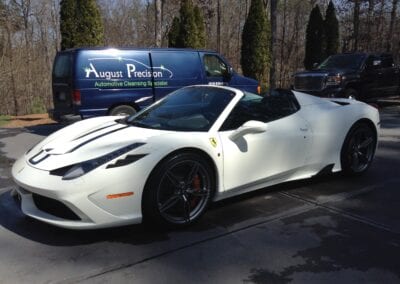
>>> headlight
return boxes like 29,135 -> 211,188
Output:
50,143 -> 146,180
326,74 -> 342,86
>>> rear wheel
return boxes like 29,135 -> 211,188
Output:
109,105 -> 137,116
143,152 -> 214,227
341,122 -> 376,175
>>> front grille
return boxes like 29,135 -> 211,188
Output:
32,193 -> 81,221
294,75 -> 325,91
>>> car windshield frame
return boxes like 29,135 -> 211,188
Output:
124,86 -> 236,132
317,54 -> 366,70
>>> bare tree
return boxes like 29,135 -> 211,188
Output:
155,0 -> 162,47
270,0 -> 277,89
387,0 -> 398,51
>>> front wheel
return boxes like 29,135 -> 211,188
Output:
143,152 -> 214,227
109,105 -> 137,116
341,122 -> 377,175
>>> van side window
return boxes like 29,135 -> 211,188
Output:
203,55 -> 227,77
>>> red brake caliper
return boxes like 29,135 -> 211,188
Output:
191,175 -> 201,208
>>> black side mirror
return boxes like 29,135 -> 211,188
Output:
223,66 -> 233,82
313,62 -> 319,68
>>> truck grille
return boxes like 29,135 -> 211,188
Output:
294,75 -> 325,91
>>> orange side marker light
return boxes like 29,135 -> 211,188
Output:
106,192 -> 134,199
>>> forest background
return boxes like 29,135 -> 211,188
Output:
0,0 -> 399,116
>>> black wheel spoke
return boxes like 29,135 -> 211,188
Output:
185,162 -> 200,184
187,188 -> 209,197
159,194 -> 180,213
359,137 -> 373,149
182,194 -> 191,222
165,170 -> 181,188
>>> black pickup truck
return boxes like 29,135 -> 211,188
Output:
292,53 -> 400,101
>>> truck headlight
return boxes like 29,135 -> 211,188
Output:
326,75 -> 342,86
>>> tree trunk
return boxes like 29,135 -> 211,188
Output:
155,0 -> 162,47
387,0 -> 398,51
5,22 -> 18,116
217,0 -> 221,52
353,0 -> 360,51
366,0 -> 375,51
269,0 -> 278,89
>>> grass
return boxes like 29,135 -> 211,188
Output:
0,115 -> 11,127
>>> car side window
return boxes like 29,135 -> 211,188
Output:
220,90 -> 300,131
203,54 -> 228,77
380,56 -> 394,68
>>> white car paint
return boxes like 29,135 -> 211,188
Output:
11,86 -> 380,229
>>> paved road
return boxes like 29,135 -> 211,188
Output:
0,106 -> 399,284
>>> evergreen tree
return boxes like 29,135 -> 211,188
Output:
241,0 -> 270,83
75,0 -> 104,47
168,17 -> 180,47
168,0 -> 206,49
324,1 -> 339,57
60,0 -> 104,50
177,0 -> 198,48
304,5 -> 325,70
193,6 -> 206,48
60,0 -> 76,50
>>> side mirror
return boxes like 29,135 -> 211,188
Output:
229,120 -> 267,141
313,62 -> 319,68
223,66 -> 233,82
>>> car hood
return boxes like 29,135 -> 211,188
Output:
294,68 -> 356,76
26,116 -> 165,171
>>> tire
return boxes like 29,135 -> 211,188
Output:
109,105 -> 137,116
142,152 -> 215,227
340,122 -> 377,176
344,88 -> 359,100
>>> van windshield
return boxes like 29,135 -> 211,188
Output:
125,86 -> 235,131
53,53 -> 72,79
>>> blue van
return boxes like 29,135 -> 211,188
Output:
50,48 -> 259,121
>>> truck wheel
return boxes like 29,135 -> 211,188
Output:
109,105 -> 137,116
344,88 -> 358,100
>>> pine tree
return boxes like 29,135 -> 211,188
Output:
168,17 -> 180,47
241,0 -> 270,83
304,5 -> 325,70
177,0 -> 198,48
193,6 -> 206,48
324,1 -> 339,57
60,0 -> 76,50
168,0 -> 205,49
75,0 -> 104,47
60,0 -> 104,50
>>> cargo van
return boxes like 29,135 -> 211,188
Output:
50,48 -> 259,121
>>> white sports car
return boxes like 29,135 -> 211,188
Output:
12,85 -> 379,229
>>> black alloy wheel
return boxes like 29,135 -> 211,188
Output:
143,152 -> 214,227
341,122 -> 376,175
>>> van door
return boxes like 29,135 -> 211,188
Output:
201,53 -> 232,87
52,52 -> 74,118
151,51 -> 203,101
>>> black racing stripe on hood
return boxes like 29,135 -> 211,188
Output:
67,125 -> 130,153
73,123 -> 118,141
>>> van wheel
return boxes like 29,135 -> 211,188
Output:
109,105 -> 137,116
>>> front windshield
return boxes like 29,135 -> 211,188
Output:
317,54 -> 366,70
126,86 -> 235,131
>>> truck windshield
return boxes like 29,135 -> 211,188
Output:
125,86 -> 235,132
317,54 -> 366,70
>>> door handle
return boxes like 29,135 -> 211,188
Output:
300,128 -> 308,132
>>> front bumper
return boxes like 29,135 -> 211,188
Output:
11,156 -> 148,229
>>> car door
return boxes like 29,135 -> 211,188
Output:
217,92 -> 311,191
380,55 -> 398,96
362,55 -> 383,98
